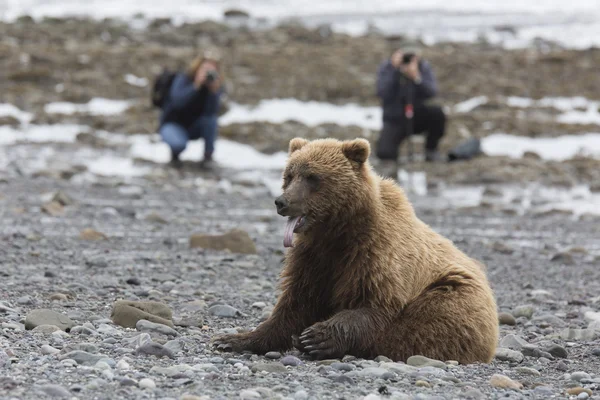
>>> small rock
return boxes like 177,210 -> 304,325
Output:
489,374 -> 522,390
49,293 -> 69,301
577,393 -> 590,400
534,386 -> 554,397
407,355 -> 447,369
0,350 -> 10,369
126,277 -> 141,285
499,334 -> 529,350
139,378 -> 156,389
116,359 -> 130,370
521,345 -> 553,359
239,389 -> 261,400
415,380 -> 431,388
331,362 -> 355,371
375,355 -> 392,363
0,301 -> 17,313
551,252 -> 575,265
79,228 -> 108,240
592,348 -> 600,356
52,191 -> 73,206
123,333 -> 152,349
25,309 -> 75,332
281,355 -> 302,366
136,342 -> 176,359
356,367 -> 390,378
294,390 -> 309,400
571,371 -> 592,382
41,345 -> 60,355
136,319 -> 179,337
545,344 -> 568,358
208,304 -> 242,318
559,328 -> 597,341
189,229 -> 257,254
265,351 -> 281,359
252,302 -> 266,309
495,348 -> 524,363
498,312 -> 516,326
584,311 -> 600,323
512,305 -> 535,319
59,351 -> 108,366
42,201 -> 64,217
174,316 -> 204,327
462,388 -> 485,399
364,395 -> 382,400
32,324 -> 61,334
515,366 -> 540,376
557,360 -> 569,371
37,384 -> 71,398
379,362 -> 417,375
118,185 -> 144,198
492,241 -> 514,254
145,211 -> 168,224
150,364 -> 193,377
251,362 -> 288,374
119,377 -> 137,386
111,300 -> 174,329
532,314 -> 565,327
567,387 -> 593,397
181,300 -> 207,313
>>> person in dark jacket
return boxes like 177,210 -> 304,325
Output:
160,51 -> 224,168
375,48 -> 446,162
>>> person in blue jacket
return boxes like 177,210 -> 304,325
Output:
375,47 -> 446,163
160,51 -> 224,169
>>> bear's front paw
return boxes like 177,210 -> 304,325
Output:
212,333 -> 257,353
298,322 -> 344,360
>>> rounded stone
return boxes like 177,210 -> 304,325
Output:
281,355 -> 302,366
139,378 -> 156,389
265,351 -> 282,359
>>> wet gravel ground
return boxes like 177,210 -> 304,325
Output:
1,157 -> 600,400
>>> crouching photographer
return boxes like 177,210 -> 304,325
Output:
375,47 -> 446,163
158,50 -> 224,169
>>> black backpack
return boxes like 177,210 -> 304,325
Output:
151,69 -> 176,108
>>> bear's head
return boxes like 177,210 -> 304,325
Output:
275,138 -> 373,247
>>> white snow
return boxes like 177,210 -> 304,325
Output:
221,99 -> 382,130
0,124 -> 86,145
44,98 -> 132,116
481,133 -> 600,161
0,104 -> 34,124
124,74 -> 149,88
453,96 -> 488,113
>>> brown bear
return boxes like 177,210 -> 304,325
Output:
214,137 -> 498,364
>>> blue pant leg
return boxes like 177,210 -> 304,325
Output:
159,123 -> 189,156
189,116 -> 219,158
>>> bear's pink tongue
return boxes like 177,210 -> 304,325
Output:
283,216 -> 301,248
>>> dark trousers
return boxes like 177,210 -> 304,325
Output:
376,105 -> 446,160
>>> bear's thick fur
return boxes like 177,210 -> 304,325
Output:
214,138 -> 498,364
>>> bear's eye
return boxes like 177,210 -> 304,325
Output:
283,172 -> 293,187
306,174 -> 320,189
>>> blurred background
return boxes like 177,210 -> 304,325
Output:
1,0 -> 600,216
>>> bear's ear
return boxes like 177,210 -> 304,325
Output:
342,138 -> 370,164
289,138 -> 309,154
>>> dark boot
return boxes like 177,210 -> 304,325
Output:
169,149 -> 182,169
425,150 -> 445,163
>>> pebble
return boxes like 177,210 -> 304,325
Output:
239,389 -> 261,399
136,319 -> 179,337
139,378 -> 156,389
545,344 -> 568,358
102,370 -> 115,380
252,302 -> 267,309
330,375 -> 355,385
25,309 -> 75,332
120,377 -> 137,386
59,351 -> 108,366
512,305 -> 535,319
567,387 -> 593,396
37,384 -> 71,398
559,328 -> 597,341
489,374 -> 523,390
116,359 -> 130,370
364,395 -> 382,400
532,314 -> 565,327
380,362 -> 417,375
0,349 -> 10,369
374,355 -> 392,363
407,355 -> 447,369
331,362 -> 356,371
208,304 -> 242,318
150,364 -> 193,377
123,333 -> 152,349
265,351 -> 281,359
251,362 -> 288,374
32,324 -> 61,334
521,345 -> 553,359
571,371 -> 592,382
136,341 -> 176,359
0,301 -> 17,313
462,388 -> 485,399
515,366 -> 541,376
534,386 -> 554,397
95,361 -> 111,370
294,390 -> 309,400
498,312 -> 517,326
17,295 -> 33,305
578,393 -> 590,400
126,277 -> 141,285
499,334 -> 529,350
592,348 -> 600,356
281,355 -> 302,366
495,348 -> 524,363
415,380 -> 431,388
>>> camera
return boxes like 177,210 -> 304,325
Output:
205,70 -> 219,83
402,53 -> 416,65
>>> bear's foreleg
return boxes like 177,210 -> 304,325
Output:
213,290 -> 316,354
296,308 -> 390,359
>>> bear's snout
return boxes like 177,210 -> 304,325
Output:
275,195 -> 289,215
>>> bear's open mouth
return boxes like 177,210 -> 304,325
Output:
283,216 -> 306,248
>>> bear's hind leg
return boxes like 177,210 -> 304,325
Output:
376,283 -> 498,364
